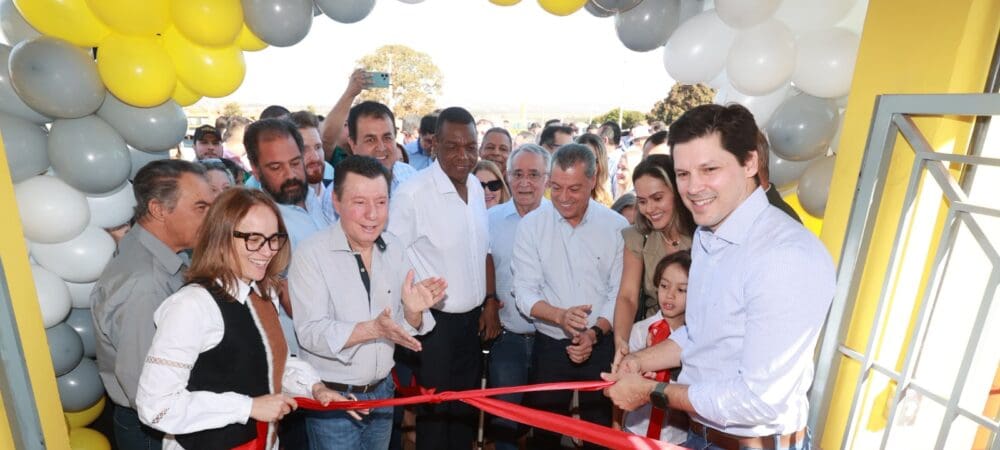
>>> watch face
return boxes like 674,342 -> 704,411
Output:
650,382 -> 669,409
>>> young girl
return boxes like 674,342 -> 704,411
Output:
623,250 -> 691,443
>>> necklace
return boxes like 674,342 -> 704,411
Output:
660,229 -> 680,248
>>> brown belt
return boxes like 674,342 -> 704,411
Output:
689,421 -> 807,450
323,378 -> 385,394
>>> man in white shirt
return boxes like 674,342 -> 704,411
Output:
288,155 -> 443,449
512,144 -> 628,450
347,101 -> 418,193
604,104 -> 835,450
388,107 -> 489,450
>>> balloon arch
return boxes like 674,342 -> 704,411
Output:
0,0 -> 861,447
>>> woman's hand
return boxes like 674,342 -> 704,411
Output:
250,394 -> 298,422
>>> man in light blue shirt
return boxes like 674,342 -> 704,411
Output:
605,104 -> 834,450
512,144 -> 628,449
347,101 -> 419,194
404,114 -> 436,170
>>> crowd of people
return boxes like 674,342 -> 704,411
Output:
88,69 -> 835,450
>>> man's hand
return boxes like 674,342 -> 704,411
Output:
557,304 -> 591,337
311,383 -> 367,420
614,351 -> 643,376
566,329 -> 596,363
479,297 -> 503,341
345,68 -> 370,98
402,270 -> 445,315
600,371 -> 656,412
370,307 -> 422,351
611,339 -> 630,372
250,394 -> 297,422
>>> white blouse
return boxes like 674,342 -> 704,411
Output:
136,279 -> 322,450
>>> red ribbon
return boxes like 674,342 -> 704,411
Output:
646,319 -> 673,440
296,380 -> 686,450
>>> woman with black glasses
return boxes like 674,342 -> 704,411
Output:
136,188 -> 345,450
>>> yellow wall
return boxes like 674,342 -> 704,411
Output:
0,137 -> 70,448
818,0 -> 1000,448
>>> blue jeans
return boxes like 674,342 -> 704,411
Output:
113,404 -> 163,450
681,428 -> 812,450
487,331 -> 534,450
305,378 -> 395,450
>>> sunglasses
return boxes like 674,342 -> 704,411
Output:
481,179 -> 504,191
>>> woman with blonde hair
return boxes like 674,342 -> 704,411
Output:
474,160 -> 511,209
137,188 -> 345,449
575,133 -> 614,206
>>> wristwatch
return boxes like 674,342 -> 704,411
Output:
649,382 -> 670,409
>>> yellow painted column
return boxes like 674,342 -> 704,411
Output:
0,137 -> 70,447
818,0 -> 1000,449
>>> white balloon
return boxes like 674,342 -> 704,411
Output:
663,10 -> 736,84
87,182 -> 137,229
775,0 -> 857,32
129,147 -> 170,180
397,0 -> 424,3
715,0 -> 780,29
792,28 -> 860,98
727,20 -> 796,96
31,227 -> 116,283
15,175 -> 90,244
715,82 -> 791,126
707,69 -> 729,90
31,264 -> 72,328
65,281 -> 96,309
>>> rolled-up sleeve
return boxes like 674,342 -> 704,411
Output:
288,246 -> 362,363
512,216 -> 546,318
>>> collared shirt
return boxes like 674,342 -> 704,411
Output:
136,280 -> 321,450
279,190 -> 331,250
92,224 -> 189,408
669,187 -> 835,437
512,200 -> 628,340
488,200 -> 548,334
404,140 -> 432,170
288,222 -> 434,385
391,161 -> 418,192
388,160 -> 489,313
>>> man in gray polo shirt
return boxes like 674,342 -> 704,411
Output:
92,159 -> 214,450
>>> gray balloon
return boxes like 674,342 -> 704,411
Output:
593,0 -> 641,13
243,0 -> 314,47
0,45 -> 50,124
312,0 -> 322,16
46,322 -> 84,376
797,155 -> 836,218
614,0 -> 682,52
56,357 -> 104,412
8,37 -> 105,119
128,147 -> 170,180
0,112 -> 49,183
66,281 -> 95,309
768,150 -> 813,190
584,1 -> 614,17
48,115 -> 130,194
315,0 -> 375,24
766,94 -> 839,162
97,95 -> 187,152
0,0 -> 41,45
65,308 -> 97,359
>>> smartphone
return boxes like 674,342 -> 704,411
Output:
367,71 -> 390,88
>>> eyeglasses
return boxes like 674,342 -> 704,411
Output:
510,170 -> 545,182
233,231 -> 288,252
481,179 -> 504,191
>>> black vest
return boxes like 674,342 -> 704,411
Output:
175,281 -> 270,450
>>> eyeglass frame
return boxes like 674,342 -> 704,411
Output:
232,231 -> 289,252
480,179 -> 505,191
509,169 -> 546,182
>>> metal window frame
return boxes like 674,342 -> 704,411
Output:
0,258 -> 46,449
808,93 -> 1000,449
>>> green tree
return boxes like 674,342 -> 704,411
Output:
594,108 -> 646,130
647,83 -> 716,125
219,101 -> 244,118
357,45 -> 443,119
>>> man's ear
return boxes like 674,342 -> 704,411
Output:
147,199 -> 167,222
745,149 -> 760,179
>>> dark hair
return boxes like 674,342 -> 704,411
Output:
538,125 -> 573,148
133,159 -> 207,221
544,119 -> 562,128
348,101 -> 396,142
419,114 -> 438,135
289,110 -> 320,129
650,121 -> 668,133
668,103 -> 759,166
631,154 -> 695,236
218,157 -> 246,184
435,107 -> 476,140
244,118 -> 305,167
222,116 -> 252,142
653,249 -> 692,287
333,155 -> 391,201
481,127 -> 512,147
197,159 -> 235,185
551,143 -> 596,179
648,130 -> 668,147
575,133 -> 612,203
259,105 -> 291,120
600,121 -> 622,146
397,142 -> 409,164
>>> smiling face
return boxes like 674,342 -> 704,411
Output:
476,169 -> 501,209
548,161 -> 595,227
634,174 -> 676,232
672,132 -> 758,231
333,172 -> 390,250
350,114 -> 398,171
480,131 -> 511,174
657,263 -> 687,321
233,204 -> 281,283
437,121 -> 479,185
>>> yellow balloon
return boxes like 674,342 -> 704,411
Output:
172,80 -> 202,107
12,0 -> 110,46
489,0 -> 522,5
97,33 -> 176,107
163,27 -> 245,98
237,24 -> 268,52
68,427 -> 110,450
65,396 -> 106,429
170,0 -> 243,47
85,0 -> 170,37
537,0 -> 586,15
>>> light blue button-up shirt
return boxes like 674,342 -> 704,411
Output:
512,200 -> 628,340
488,200 -> 550,334
404,140 -> 432,170
277,191 -> 331,356
670,187 -> 835,437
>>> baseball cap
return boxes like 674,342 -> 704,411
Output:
193,125 -> 220,142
